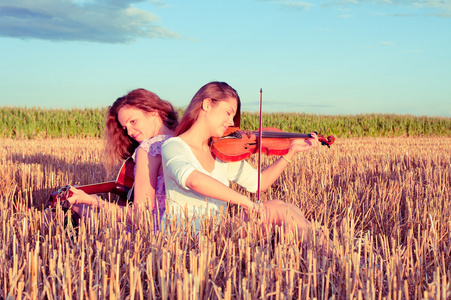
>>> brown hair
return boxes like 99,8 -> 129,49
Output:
104,88 -> 178,169
175,81 -> 241,136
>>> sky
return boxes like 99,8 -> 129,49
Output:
0,0 -> 450,117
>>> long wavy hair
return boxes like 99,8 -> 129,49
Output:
104,88 -> 178,170
175,81 -> 241,136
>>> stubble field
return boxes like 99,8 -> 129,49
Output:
1,136 -> 450,299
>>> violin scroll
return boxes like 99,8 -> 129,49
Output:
315,132 -> 335,148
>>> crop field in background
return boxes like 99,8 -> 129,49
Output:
1,134 -> 450,299
2,106 -> 451,139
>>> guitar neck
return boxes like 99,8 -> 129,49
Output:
79,158 -> 135,197
77,182 -> 128,197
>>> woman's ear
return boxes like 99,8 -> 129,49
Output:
145,110 -> 159,120
202,98 -> 213,111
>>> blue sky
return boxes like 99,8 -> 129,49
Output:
1,0 -> 450,117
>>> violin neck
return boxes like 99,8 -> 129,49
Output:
260,131 -> 312,139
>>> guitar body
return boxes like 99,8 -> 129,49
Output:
47,157 -> 135,208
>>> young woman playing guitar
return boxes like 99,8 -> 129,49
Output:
59,88 -> 178,230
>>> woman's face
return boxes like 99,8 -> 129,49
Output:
117,106 -> 159,143
206,97 -> 237,138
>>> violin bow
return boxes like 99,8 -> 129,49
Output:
257,88 -> 263,203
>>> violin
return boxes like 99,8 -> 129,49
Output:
211,126 -> 335,162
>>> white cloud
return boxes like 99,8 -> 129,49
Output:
0,0 -> 179,43
431,12 -> 451,17
281,1 -> 316,9
371,0 -> 451,11
413,0 -> 451,11
260,0 -> 451,15
305,0 -> 451,13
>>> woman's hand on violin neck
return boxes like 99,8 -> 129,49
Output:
288,131 -> 319,156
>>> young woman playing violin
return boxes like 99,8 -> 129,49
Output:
65,88 -> 178,229
162,81 -> 327,244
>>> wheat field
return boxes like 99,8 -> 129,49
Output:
1,137 -> 450,299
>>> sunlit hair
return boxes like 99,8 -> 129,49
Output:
104,88 -> 178,170
175,81 -> 241,136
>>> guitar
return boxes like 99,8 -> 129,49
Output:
47,157 -> 135,209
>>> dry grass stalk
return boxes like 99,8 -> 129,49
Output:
1,137 -> 450,299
